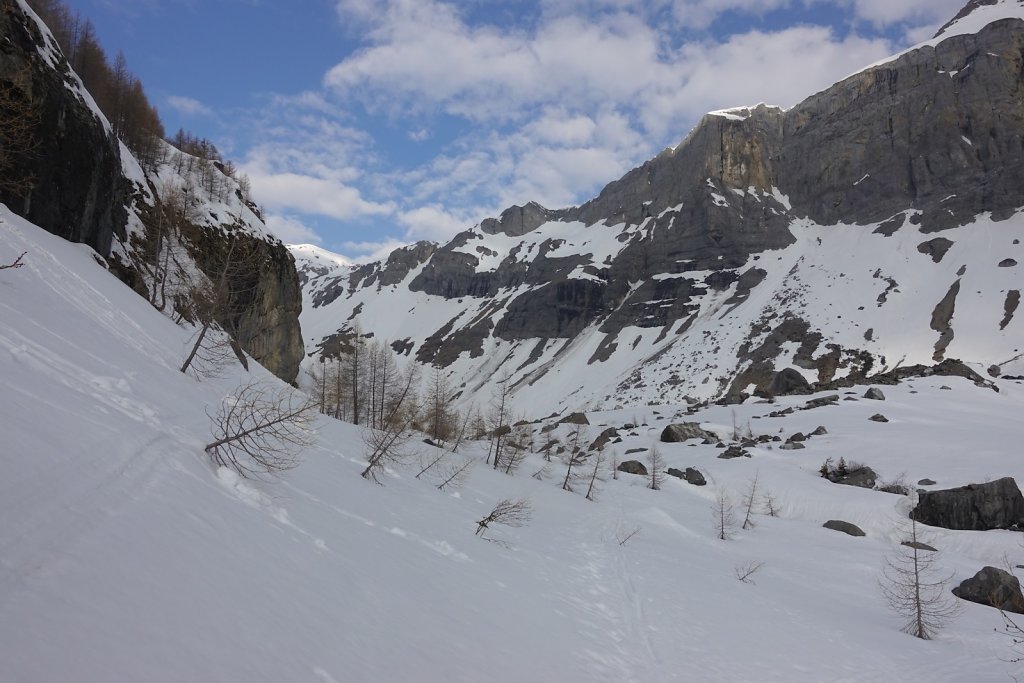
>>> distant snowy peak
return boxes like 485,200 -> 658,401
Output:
289,244 -> 354,271
935,0 -> 1024,39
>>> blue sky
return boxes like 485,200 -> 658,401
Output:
64,0 -> 966,260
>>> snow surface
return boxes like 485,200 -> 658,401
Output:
5,205 -> 1024,682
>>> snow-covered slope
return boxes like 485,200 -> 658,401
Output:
6,196 -> 1024,682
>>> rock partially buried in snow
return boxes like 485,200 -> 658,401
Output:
998,258 -> 1018,267
828,465 -> 878,489
901,541 -> 937,552
559,412 -> 590,425
953,567 -> 1024,613
913,477 -> 1024,530
717,445 -> 751,459
868,413 -> 889,423
823,520 -> 865,537
660,422 -> 719,443
863,387 -> 886,400
683,467 -> 706,486
810,425 -> 828,436
918,478 -> 937,486
617,460 -> 648,476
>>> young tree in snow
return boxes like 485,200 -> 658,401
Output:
204,381 -> 317,478
584,449 -> 607,501
475,498 -> 532,538
487,375 -> 512,468
424,365 -> 456,444
179,237 -> 259,377
741,472 -> 761,529
879,514 -> 961,639
561,425 -> 589,492
648,446 -> 665,491
712,488 -> 737,540
360,362 -> 419,483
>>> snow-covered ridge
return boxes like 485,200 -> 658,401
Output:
855,0 -> 1024,76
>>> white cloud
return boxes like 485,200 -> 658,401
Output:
339,237 -> 413,263
265,214 -> 325,245
848,0 -> 965,28
247,168 -> 395,221
398,205 -> 474,241
166,95 -> 212,116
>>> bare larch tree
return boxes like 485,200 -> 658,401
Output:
879,514 -> 961,639
204,381 -> 317,478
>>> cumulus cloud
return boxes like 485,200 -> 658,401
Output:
265,214 -> 325,245
166,95 -> 212,116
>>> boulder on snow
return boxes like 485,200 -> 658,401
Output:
863,387 -> 886,400
953,567 -> 1024,613
912,477 -> 1024,530
660,422 -> 719,443
588,427 -> 619,451
825,464 -> 878,489
868,413 -> 889,423
810,425 -> 828,436
679,467 -> 707,486
617,460 -> 648,476
918,478 -> 937,486
779,442 -> 805,450
718,445 -> 751,459
823,520 -> 865,537
559,412 -> 590,425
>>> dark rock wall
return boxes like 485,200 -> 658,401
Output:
0,0 -> 126,256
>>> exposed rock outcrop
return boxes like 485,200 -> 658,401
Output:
913,477 -> 1024,530
661,422 -> 719,443
0,2 -> 126,256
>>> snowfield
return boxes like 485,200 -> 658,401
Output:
4,208 -> 1024,682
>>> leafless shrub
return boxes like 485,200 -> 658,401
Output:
435,457 -> 474,492
617,526 -> 642,546
735,561 -> 766,584
475,498 -> 532,538
762,490 -> 780,517
0,251 -> 26,270
204,381 -> 317,478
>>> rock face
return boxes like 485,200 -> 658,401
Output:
0,3 -> 126,256
913,477 -> 1024,530
661,423 -> 719,443
953,566 -> 1024,613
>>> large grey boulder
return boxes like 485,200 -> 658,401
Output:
660,422 -> 718,443
863,387 -> 886,400
617,460 -> 648,476
953,567 -> 1024,613
828,465 -> 878,489
913,477 -> 1024,530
